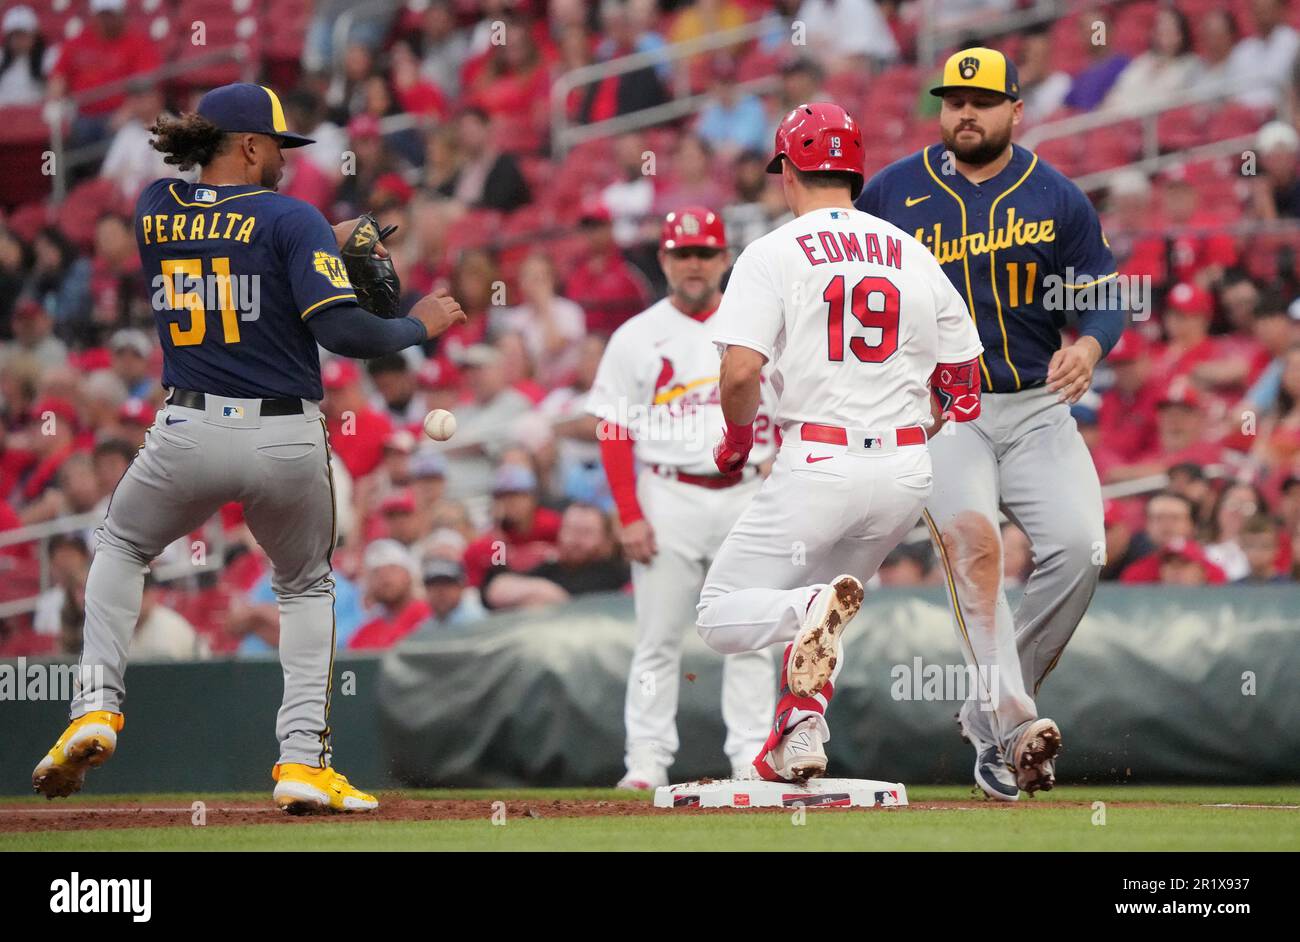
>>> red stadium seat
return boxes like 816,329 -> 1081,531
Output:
5,201 -> 51,241
1157,105 -> 1206,152
55,178 -> 128,250
1205,104 -> 1270,143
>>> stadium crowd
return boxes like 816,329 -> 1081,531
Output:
1,0 -> 1300,659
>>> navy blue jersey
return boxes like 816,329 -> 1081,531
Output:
857,143 -> 1118,393
135,179 -> 358,400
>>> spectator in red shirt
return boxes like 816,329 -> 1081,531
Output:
348,539 -> 431,650
47,0 -> 161,143
1097,330 -> 1159,460
1153,538 -> 1229,585
1108,382 -> 1227,482
322,359 -> 394,481
462,17 -> 553,133
1150,282 -> 1222,389
1160,165 -> 1238,284
1120,491 -> 1204,582
563,201 -> 653,333
462,464 -> 562,587
18,397 -> 81,512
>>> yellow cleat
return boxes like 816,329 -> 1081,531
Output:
32,711 -> 125,799
272,763 -> 379,814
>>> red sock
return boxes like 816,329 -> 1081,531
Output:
752,644 -> 835,781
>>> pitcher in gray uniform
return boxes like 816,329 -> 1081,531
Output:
858,49 -> 1125,799
31,83 -> 466,813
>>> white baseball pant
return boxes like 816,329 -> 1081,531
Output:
624,470 -> 774,777
697,425 -> 933,657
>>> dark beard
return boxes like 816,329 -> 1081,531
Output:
942,126 -> 1012,167
260,164 -> 280,189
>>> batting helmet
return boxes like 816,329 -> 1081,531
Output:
766,102 -> 865,198
661,206 -> 727,250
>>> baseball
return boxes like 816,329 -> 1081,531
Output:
423,409 -> 457,441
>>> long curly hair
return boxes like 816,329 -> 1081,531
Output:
149,112 -> 228,171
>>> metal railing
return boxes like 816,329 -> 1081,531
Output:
1020,74 -> 1288,193
916,0 -> 1071,67
44,42 -> 253,204
550,18 -> 782,157
0,511 -> 226,619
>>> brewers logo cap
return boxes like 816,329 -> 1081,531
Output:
197,83 -> 315,147
930,47 -> 1020,101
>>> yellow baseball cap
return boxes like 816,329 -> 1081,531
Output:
930,47 -> 1020,101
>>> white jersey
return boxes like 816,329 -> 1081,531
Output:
711,206 -> 983,431
587,298 -> 778,474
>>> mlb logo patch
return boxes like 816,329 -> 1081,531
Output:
863,436 -> 883,449
195,188 -> 217,203
828,135 -> 842,157
222,405 -> 244,418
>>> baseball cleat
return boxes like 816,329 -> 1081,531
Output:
956,707 -> 1019,801
761,717 -> 827,783
32,711 -> 124,799
616,769 -> 667,791
1007,717 -> 1062,793
272,763 -> 379,814
786,574 -> 863,698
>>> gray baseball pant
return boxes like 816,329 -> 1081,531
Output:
924,385 -> 1104,751
71,394 -> 340,768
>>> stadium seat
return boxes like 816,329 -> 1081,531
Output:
1157,105 -> 1206,153
55,178 -> 128,250
5,201 -> 51,241
1205,104 -> 1270,144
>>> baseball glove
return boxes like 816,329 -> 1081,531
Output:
339,213 -> 401,318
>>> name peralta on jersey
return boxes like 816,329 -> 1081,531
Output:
710,207 -> 983,432
587,298 -> 778,475
135,178 -> 359,401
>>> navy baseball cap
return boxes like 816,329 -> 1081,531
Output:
196,83 -> 314,148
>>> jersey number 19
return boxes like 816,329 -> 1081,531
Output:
823,275 -> 900,363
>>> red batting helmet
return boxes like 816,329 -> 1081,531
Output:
660,206 -> 727,250
767,102 -> 865,198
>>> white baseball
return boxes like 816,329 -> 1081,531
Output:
423,409 -> 457,441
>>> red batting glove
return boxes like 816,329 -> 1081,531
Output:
713,420 -> 754,475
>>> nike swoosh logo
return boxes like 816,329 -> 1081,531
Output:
805,455 -> 832,464
905,195 -> 931,207
165,416 -> 187,425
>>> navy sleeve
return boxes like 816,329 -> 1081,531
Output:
307,303 -> 427,358
1056,183 -> 1125,356
274,200 -> 359,320
855,170 -> 886,216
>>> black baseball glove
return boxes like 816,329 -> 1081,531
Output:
339,213 -> 401,318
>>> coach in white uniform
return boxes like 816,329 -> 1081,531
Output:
587,207 -> 776,788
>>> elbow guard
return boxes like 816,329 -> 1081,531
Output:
931,359 -> 982,422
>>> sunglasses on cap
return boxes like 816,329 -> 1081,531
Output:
667,247 -> 724,260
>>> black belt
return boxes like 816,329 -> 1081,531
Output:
168,388 -> 304,416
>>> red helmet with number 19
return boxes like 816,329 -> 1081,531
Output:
766,102 -> 865,198
660,206 -> 727,250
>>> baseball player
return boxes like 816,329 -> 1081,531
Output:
696,103 -> 985,783
857,48 -> 1125,798
587,207 -> 776,788
31,83 -> 466,813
